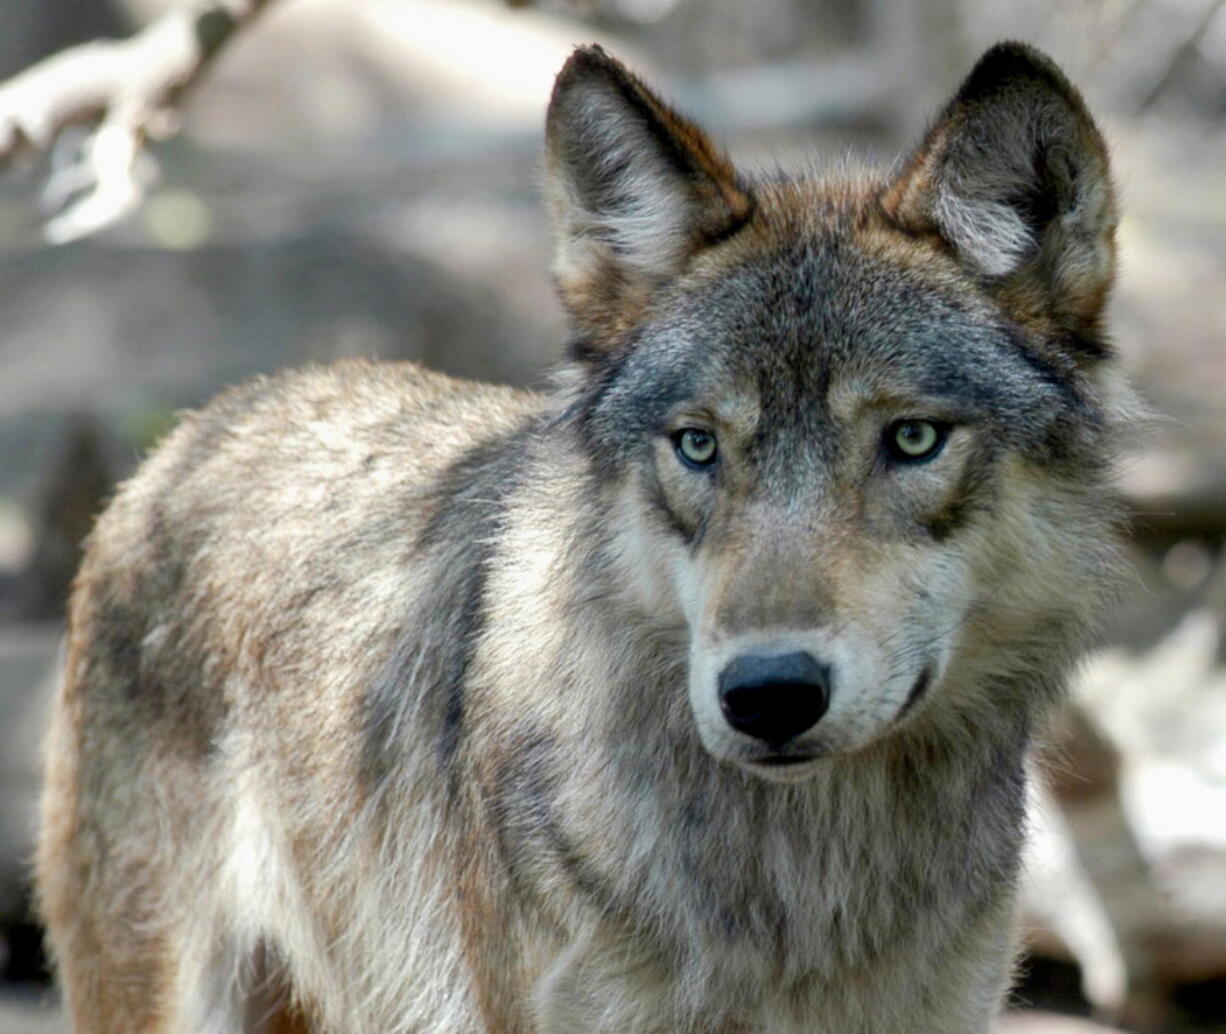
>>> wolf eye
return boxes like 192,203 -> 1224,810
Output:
887,420 -> 947,462
674,428 -> 718,468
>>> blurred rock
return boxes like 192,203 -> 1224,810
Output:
1023,593 -> 1226,1020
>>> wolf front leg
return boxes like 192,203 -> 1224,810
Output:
938,902 -> 1024,1034
734,895 -> 1019,1034
843,901 -> 1021,1034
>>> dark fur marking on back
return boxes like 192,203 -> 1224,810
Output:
97,384 -> 284,759
488,728 -> 637,922
492,731 -> 640,923
361,419 -> 537,787
540,804 -> 636,924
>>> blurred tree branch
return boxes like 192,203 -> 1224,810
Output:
0,0 -> 278,243
1136,0 -> 1226,114
0,0 -> 556,243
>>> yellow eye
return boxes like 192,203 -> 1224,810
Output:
889,420 -> 946,461
675,428 -> 718,468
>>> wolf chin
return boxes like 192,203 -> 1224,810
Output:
39,41 -> 1130,1034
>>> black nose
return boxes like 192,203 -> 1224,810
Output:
718,651 -> 831,747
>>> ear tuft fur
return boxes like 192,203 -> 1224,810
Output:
883,42 -> 1117,339
545,46 -> 754,350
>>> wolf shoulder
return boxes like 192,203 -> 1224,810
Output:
72,360 -> 541,716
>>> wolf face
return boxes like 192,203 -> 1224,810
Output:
547,45 -> 1124,779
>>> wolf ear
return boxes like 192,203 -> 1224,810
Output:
545,46 -> 755,351
882,43 -> 1117,344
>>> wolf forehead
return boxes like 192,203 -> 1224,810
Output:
578,188 -> 1098,465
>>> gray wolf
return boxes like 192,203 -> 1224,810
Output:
37,41 -> 1128,1033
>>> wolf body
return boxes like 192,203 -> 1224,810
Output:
39,43 -> 1128,1034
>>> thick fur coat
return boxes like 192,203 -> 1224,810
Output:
38,43 -> 1129,1034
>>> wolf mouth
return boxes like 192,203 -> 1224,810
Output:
751,753 -> 819,767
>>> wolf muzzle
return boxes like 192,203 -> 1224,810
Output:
717,651 -> 831,747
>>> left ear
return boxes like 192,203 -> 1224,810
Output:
882,43 -> 1117,347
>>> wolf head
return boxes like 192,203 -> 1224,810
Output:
545,44 -> 1126,781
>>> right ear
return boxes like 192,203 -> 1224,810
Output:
881,43 -> 1117,351
545,46 -> 755,354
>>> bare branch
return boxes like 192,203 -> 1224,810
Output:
0,0 -> 277,242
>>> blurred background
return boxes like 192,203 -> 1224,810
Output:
0,0 -> 1224,1031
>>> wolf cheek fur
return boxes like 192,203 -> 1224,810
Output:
38,41 -> 1129,1034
